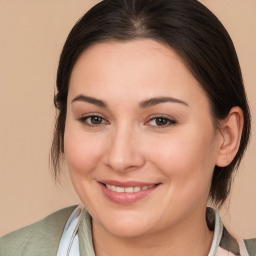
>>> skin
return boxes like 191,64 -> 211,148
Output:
64,39 -> 243,256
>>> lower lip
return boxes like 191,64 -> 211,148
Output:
99,183 -> 159,204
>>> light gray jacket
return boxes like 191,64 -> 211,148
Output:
1,206 -> 255,256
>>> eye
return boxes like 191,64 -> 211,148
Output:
147,117 -> 176,127
78,115 -> 108,126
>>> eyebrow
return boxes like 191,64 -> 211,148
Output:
139,97 -> 189,108
71,94 -> 189,108
71,95 -> 107,107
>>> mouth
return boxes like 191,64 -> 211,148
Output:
98,181 -> 160,204
103,183 -> 156,193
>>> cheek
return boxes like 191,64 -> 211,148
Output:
64,125 -> 104,176
152,131 -> 217,214
147,126 -> 218,189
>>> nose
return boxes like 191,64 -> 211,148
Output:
104,124 -> 145,173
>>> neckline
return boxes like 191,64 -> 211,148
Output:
58,206 -> 224,256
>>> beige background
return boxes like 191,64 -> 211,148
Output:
0,0 -> 255,238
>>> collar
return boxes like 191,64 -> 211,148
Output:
57,205 -> 243,256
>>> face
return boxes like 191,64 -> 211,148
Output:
65,39 -> 223,238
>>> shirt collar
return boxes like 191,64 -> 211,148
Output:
58,205 -> 241,256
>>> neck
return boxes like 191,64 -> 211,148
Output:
92,208 -> 214,256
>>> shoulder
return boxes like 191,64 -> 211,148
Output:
0,205 -> 77,256
244,238 -> 256,256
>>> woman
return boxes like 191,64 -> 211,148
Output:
0,0 -> 255,255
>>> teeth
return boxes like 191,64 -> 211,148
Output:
124,187 -> 133,193
115,187 -> 125,192
133,187 -> 141,192
105,184 -> 155,193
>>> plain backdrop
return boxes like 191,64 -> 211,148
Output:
0,0 -> 255,237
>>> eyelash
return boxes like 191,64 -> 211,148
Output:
146,116 -> 176,128
78,115 -> 109,127
78,115 -> 176,128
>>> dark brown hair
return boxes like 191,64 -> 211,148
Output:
51,0 -> 251,207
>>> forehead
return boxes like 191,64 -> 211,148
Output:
71,39 -> 187,83
68,39 -> 209,108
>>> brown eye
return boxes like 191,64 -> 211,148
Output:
89,116 -> 103,124
155,118 -> 169,126
148,117 -> 176,128
79,115 -> 108,126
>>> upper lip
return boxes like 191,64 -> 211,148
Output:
99,180 -> 160,187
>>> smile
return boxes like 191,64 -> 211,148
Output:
99,181 -> 160,204
105,184 -> 155,193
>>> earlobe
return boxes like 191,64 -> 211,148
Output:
216,107 -> 244,167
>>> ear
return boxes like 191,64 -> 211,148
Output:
216,106 -> 244,167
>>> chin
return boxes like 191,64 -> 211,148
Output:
94,212 -> 155,238
104,222 -> 151,238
